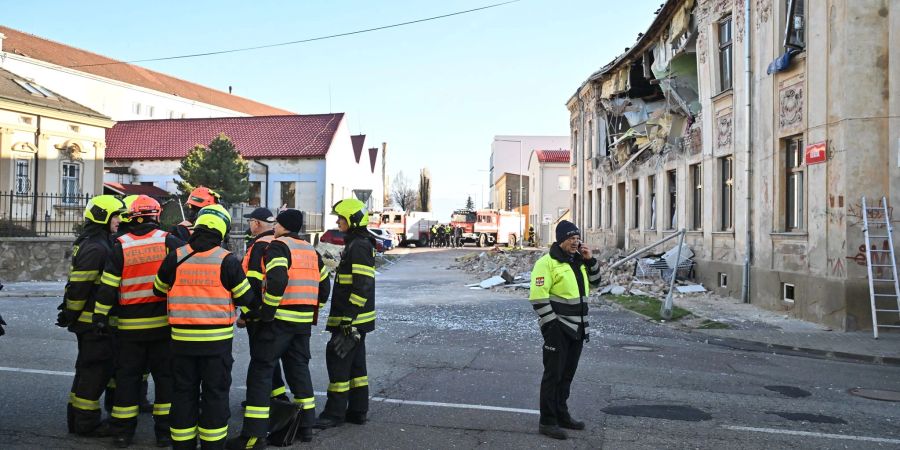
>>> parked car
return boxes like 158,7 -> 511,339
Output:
367,228 -> 397,250
320,228 -> 389,253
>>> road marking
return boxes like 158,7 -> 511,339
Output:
0,366 -> 75,376
723,426 -> 900,444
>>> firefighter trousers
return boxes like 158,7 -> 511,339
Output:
68,330 -> 116,435
110,337 -> 173,437
242,321 -> 315,437
320,332 -> 368,421
246,321 -> 286,398
170,352 -> 233,450
539,322 -> 583,426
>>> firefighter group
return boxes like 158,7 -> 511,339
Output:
56,187 -> 376,449
429,223 -> 462,248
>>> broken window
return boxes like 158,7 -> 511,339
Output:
648,175 -> 657,230
784,0 -> 805,50
667,170 -> 678,230
720,156 -> 734,231
785,136 -> 805,231
632,179 -> 640,230
690,164 -> 702,231
718,17 -> 733,92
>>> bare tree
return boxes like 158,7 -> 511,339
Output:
391,171 -> 419,211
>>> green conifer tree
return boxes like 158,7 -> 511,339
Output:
176,133 -> 249,206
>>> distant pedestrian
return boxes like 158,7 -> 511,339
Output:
528,220 -> 601,440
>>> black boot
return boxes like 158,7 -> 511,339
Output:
538,424 -> 567,440
113,434 -> 133,448
313,415 -> 343,429
225,435 -> 266,450
345,411 -> 367,425
559,416 -> 585,430
298,427 -> 313,442
155,431 -> 172,447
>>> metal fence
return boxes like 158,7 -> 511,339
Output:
228,204 -> 324,235
0,191 -> 94,237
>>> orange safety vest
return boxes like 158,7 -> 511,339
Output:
167,245 -> 235,326
241,234 -> 274,276
268,236 -> 319,307
118,230 -> 168,305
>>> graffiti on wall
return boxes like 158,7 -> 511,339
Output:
847,240 -> 893,279
846,201 -> 896,228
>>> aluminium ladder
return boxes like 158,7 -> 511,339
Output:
862,196 -> 900,339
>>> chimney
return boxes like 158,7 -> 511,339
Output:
0,33 -> 5,53
228,85 -> 232,94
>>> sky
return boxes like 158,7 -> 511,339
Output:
4,0 -> 662,219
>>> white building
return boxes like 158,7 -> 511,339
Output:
104,114 -> 384,227
489,135 -> 567,208
527,150 -> 571,246
0,26 -> 291,121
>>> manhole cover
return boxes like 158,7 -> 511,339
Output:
767,411 -> 846,424
602,405 -> 711,422
764,385 -> 812,398
849,388 -> 900,402
618,345 -> 656,352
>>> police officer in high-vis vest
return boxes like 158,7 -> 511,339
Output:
153,205 -> 257,450
315,199 -> 376,429
228,209 -> 331,449
528,220 -> 601,440
94,195 -> 185,448
56,195 -> 125,437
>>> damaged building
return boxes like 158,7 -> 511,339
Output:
567,0 -> 899,330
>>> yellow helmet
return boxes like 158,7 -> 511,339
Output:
120,195 -> 140,223
84,195 -> 125,225
194,204 -> 231,239
332,198 -> 369,228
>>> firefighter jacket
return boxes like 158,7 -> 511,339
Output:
326,228 -> 376,333
242,229 -> 275,297
61,223 -> 115,334
529,243 -> 601,340
171,221 -> 192,242
95,223 -> 185,341
259,233 -> 331,331
153,229 -> 257,355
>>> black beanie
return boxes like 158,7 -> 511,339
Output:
276,209 -> 304,233
555,220 -> 580,243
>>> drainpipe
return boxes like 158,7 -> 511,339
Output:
741,0 -> 753,303
31,116 -> 40,231
254,160 -> 269,208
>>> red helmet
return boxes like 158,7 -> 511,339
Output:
129,195 -> 161,220
186,186 -> 220,208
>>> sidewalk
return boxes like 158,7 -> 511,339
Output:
673,294 -> 900,366
0,281 -> 65,298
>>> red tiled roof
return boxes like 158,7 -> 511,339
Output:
105,114 -> 344,160
0,25 -> 293,116
535,150 -> 570,163
103,182 -> 172,197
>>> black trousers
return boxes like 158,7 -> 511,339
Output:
241,321 -> 315,437
170,352 -> 233,450
246,322 -> 286,398
321,332 -> 368,421
539,322 -> 583,426
68,330 -> 115,434
110,337 -> 173,437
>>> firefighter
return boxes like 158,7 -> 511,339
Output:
153,205 -> 257,449
528,220 -> 601,440
237,207 -> 288,405
315,199 -> 376,429
94,195 -> 184,447
429,224 -> 438,248
527,225 -> 536,247
228,209 -> 332,449
55,195 -> 125,437
455,224 -> 463,248
445,224 -> 454,248
435,224 -> 446,248
172,186 -> 220,241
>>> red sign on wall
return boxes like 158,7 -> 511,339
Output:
805,141 -> 827,164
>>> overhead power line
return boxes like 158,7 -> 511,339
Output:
70,0 -> 521,68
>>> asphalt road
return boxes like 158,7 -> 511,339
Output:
2,247 -> 900,449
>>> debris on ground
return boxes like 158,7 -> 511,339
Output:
589,242 -> 699,300
452,248 -> 543,289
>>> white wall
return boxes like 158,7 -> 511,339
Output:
490,135 -> 567,207
527,153 -> 570,246
324,118 -> 384,225
0,54 -> 248,121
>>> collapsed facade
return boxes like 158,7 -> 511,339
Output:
568,0 -> 899,330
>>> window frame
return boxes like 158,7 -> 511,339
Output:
666,170 -> 678,230
647,175 -> 657,230
61,162 -> 81,204
281,181 -> 296,209
586,190 -> 593,229
690,163 -> 703,231
717,16 -> 734,93
720,156 -> 734,231
784,0 -> 806,50
784,135 -> 806,231
631,179 -> 640,230
14,159 -> 30,194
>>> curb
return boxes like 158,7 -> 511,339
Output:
0,291 -> 62,298
701,335 -> 900,367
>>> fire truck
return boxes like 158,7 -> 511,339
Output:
471,209 -> 525,247
450,209 -> 477,246
379,210 -> 437,247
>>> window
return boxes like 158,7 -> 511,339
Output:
558,175 -> 570,191
281,181 -> 296,209
785,136 -> 805,231
140,181 -> 154,186
720,156 -> 734,230
606,185 -> 613,228
146,106 -> 155,118
648,175 -> 657,230
587,121 -> 593,159
667,170 -> 677,230
587,190 -> 593,229
62,163 -> 80,204
596,188 -> 602,229
15,159 -> 29,194
782,283 -> 795,303
68,125 -> 80,133
690,164 -> 702,231
19,116 -> 33,125
718,17 -> 733,92
573,130 -> 579,164
249,182 -> 262,206
631,179 -> 640,230
784,0 -> 805,50
132,102 -> 142,115
14,79 -> 56,98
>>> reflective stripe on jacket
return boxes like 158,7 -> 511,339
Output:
242,234 -> 273,281
167,245 -> 235,329
272,237 -> 319,307
529,249 -> 600,339
118,230 -> 168,305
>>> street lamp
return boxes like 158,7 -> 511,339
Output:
494,139 -> 524,248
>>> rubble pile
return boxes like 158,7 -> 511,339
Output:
591,243 -> 703,300
453,248 -> 544,289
